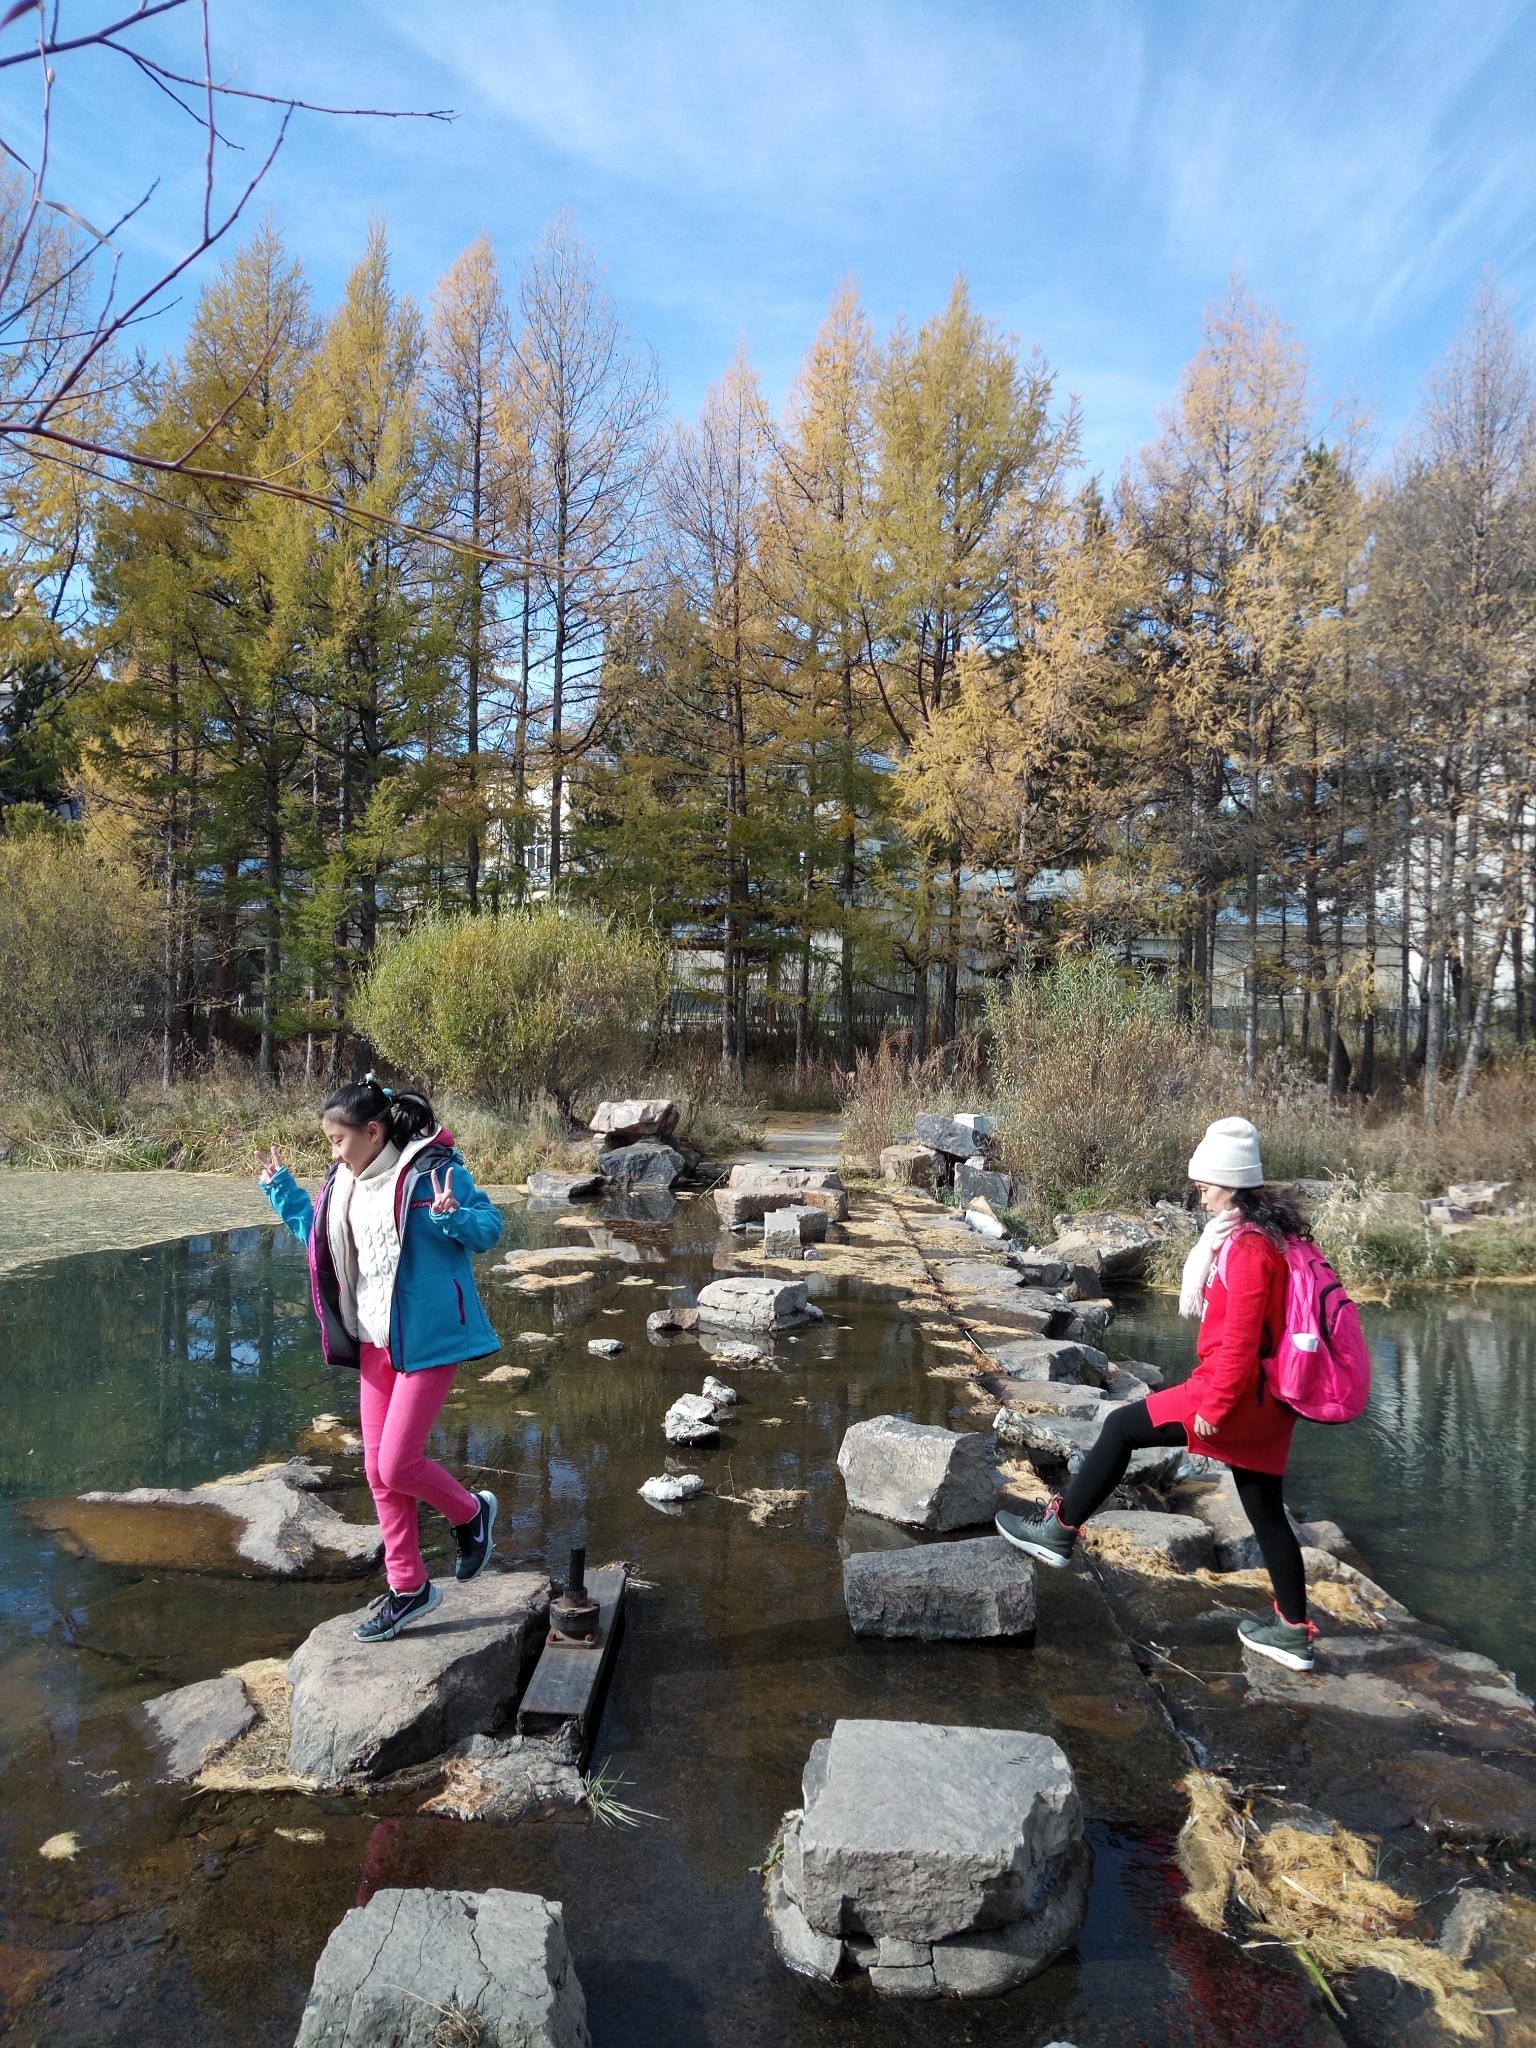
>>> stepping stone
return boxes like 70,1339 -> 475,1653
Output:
763,1204 -> 828,1256
985,1337 -> 1110,1387
713,1166 -> 849,1226
664,1395 -> 720,1445
639,1473 -> 704,1504
765,1719 -> 1091,1999
844,1536 -> 1036,1639
696,1276 -> 821,1332
286,1572 -> 549,1785
526,1170 -> 603,1200
596,1140 -> 686,1190
1082,1511 -> 1215,1572
837,1416 -> 996,1531
294,1888 -> 589,2048
587,1338 -> 624,1357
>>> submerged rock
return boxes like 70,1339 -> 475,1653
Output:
16,1459 -> 381,1578
421,1728 -> 586,1823
646,1303 -> 699,1335
837,1416 -> 996,1531
586,1338 -> 624,1357
843,1536 -> 1036,1639
140,1673 -> 257,1780
765,1719 -> 1090,1999
286,1571 -> 549,1785
294,1888 -> 590,2048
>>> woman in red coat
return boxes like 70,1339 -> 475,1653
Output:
996,1116 -> 1318,1671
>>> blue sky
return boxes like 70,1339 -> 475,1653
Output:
14,0 -> 1536,479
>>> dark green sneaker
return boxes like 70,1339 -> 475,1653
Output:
354,1580 -> 443,1642
453,1489 -> 498,1582
995,1497 -> 1079,1569
1238,1605 -> 1319,1671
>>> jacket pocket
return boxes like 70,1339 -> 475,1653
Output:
454,1278 -> 466,1325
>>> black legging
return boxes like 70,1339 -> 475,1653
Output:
1058,1402 -> 1307,1624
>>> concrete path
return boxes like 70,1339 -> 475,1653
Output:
727,1111 -> 842,1169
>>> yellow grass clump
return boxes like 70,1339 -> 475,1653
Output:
1176,1770 -> 1483,2035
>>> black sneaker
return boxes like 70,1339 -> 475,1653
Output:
995,1497 -> 1079,1569
453,1489 -> 498,1582
354,1580 -> 443,1642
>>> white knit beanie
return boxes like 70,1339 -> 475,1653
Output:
1187,1116 -> 1264,1189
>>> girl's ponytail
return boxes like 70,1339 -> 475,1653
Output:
322,1073 -> 438,1148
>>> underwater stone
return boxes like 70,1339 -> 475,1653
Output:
843,1535 -> 1036,1639
17,1459 -> 382,1579
286,1572 -> 548,1785
293,1887 -> 589,2048
837,1416 -> 996,1532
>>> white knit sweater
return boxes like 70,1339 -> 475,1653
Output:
326,1142 -> 403,1345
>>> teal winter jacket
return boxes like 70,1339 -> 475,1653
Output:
263,1127 -> 502,1373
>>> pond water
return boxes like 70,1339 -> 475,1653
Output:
1113,1286 -> 1536,1691
0,1202 -> 1500,2046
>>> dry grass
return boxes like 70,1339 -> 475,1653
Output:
1177,1770 -> 1482,2035
838,1032 -> 984,1172
194,1658 -> 314,1794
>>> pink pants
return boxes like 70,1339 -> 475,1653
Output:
358,1343 -> 478,1592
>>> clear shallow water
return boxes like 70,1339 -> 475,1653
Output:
0,1208 -> 1357,2046
1113,1287 -> 1536,1688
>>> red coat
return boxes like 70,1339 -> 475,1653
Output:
1144,1226 -> 1296,1475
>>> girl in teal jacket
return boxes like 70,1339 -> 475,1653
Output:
259,1077 -> 504,1642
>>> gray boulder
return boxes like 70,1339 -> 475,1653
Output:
596,1139 -> 685,1189
770,1718 -> 1089,1986
589,1097 -> 678,1142
763,1205 -> 828,1257
17,1458 -> 382,1578
985,1337 -> 1110,1387
1111,1357 -> 1165,1391
993,1409 -> 1101,1463
937,1259 -> 1022,1296
881,1143 -> 940,1188
955,1161 -> 1013,1210
915,1113 -> 995,1160
664,1394 -> 721,1445
526,1170 -> 604,1201
293,1888 -> 589,2048
1050,1212 -> 1162,1282
140,1673 -> 256,1780
696,1275 -> 821,1331
837,1416 -> 996,1531
1013,1255 -> 1071,1289
286,1571 -> 549,1785
647,1303 -> 699,1335
844,1536 -> 1036,1639
992,1380 -> 1106,1420
1062,1299 -> 1114,1343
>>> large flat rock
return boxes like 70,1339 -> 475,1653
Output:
287,1571 -> 549,1784
783,1720 -> 1084,1943
16,1459 -> 381,1578
696,1275 -> 820,1331
294,1888 -> 589,2047
837,1416 -> 996,1531
984,1337 -> 1110,1387
844,1536 -> 1036,1639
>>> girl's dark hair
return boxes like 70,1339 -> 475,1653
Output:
1232,1184 -> 1312,1246
321,1074 -> 436,1149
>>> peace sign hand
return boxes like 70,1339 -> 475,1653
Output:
257,1145 -> 285,1186
429,1166 -> 460,1216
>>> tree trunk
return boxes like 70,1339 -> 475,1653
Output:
1451,926 -> 1506,1121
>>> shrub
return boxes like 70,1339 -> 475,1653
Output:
0,836 -> 163,1107
352,904 -> 669,1117
986,953 -> 1223,1215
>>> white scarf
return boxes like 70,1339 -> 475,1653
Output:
1179,1206 -> 1244,1319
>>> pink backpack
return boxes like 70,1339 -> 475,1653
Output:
1218,1229 -> 1371,1423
